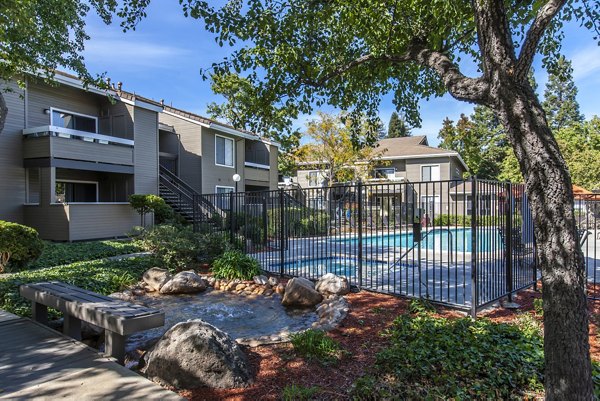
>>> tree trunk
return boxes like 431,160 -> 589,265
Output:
0,92 -> 8,134
494,81 -> 592,400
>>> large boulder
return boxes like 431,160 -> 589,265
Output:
159,271 -> 207,294
141,320 -> 252,389
253,275 -> 268,285
143,267 -> 172,292
315,273 -> 350,296
281,277 -> 323,308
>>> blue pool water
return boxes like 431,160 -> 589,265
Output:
337,228 -> 502,252
271,257 -> 390,278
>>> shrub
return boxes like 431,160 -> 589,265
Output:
153,201 -> 174,224
267,207 -> 329,238
0,221 -> 45,273
290,329 -> 344,365
282,385 -> 320,401
139,225 -> 198,271
211,250 -> 260,280
0,257 -> 156,317
353,314 -> 544,399
30,240 -> 142,269
197,232 -> 232,264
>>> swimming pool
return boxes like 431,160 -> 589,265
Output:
336,228 -> 503,252
270,256 -> 391,278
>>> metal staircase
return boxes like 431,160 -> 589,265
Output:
158,166 -> 224,225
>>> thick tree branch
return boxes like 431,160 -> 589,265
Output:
516,0 -> 567,80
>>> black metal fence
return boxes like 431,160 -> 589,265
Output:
192,179 -> 599,315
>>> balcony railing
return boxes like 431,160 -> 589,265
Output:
22,125 -> 134,147
244,161 -> 270,170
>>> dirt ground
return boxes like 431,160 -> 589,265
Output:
177,286 -> 599,401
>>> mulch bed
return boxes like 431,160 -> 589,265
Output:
179,287 -> 600,401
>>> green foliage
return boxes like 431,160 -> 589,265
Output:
281,384 -> 320,401
408,299 -> 435,315
197,232 -> 232,264
387,112 -> 410,138
353,314 -> 545,399
129,194 -> 168,226
534,298 -> 544,316
267,207 -> 329,238
0,257 -> 156,317
432,214 -> 518,227
30,240 -> 142,270
211,250 -> 260,281
139,225 -> 198,271
542,55 -> 584,131
0,221 -> 45,273
290,329 -> 344,365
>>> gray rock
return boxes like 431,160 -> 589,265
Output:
141,320 -> 252,389
315,273 -> 350,296
253,275 -> 269,285
142,267 -> 172,292
268,276 -> 279,286
281,277 -> 323,308
159,271 -> 207,294
109,290 -> 134,302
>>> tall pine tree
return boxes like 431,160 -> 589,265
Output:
542,56 -> 584,130
387,112 -> 410,138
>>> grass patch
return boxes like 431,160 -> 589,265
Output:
30,240 -> 143,269
282,384 -> 320,401
290,329 -> 344,365
352,312 -> 545,400
0,257 -> 157,317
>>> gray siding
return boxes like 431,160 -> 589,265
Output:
68,204 -> 138,241
159,113 -> 202,192
23,136 -> 134,165
201,128 -> 244,193
133,107 -> 159,195
0,81 -> 26,223
24,205 -> 69,241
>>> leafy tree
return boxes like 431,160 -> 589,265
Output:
0,1 -> 148,133
387,112 -> 410,138
542,55 -> 584,130
206,72 -> 301,176
179,0 -> 600,396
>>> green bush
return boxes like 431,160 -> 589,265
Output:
30,240 -> 142,269
153,201 -> 174,224
432,214 -> 522,227
267,207 -> 329,238
352,314 -> 544,399
197,232 -> 232,264
0,221 -> 45,273
0,257 -> 156,317
211,250 -> 260,280
129,194 -> 168,226
139,225 -> 198,271
282,385 -> 320,401
290,329 -> 344,365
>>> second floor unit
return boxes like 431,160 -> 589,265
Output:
0,72 -> 279,241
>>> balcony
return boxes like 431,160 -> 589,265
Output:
244,161 -> 271,182
23,126 -> 134,169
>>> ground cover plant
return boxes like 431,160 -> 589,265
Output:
0,257 -> 157,318
29,240 -> 143,270
290,329 -> 345,366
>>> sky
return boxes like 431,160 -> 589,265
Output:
81,3 -> 600,146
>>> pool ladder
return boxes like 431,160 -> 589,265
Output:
389,228 -> 455,270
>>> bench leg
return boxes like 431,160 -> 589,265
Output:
31,302 -> 48,325
105,331 -> 126,365
63,314 -> 82,340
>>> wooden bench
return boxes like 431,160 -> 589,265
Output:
19,281 -> 164,364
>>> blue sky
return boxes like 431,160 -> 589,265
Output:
82,3 -> 600,146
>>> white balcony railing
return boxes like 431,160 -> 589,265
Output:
22,125 -> 134,147
244,161 -> 270,170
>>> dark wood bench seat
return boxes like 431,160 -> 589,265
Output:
19,281 -> 164,364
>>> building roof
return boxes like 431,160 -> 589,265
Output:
376,136 -> 460,158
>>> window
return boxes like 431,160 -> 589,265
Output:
215,135 -> 234,167
26,168 -> 41,204
51,108 -> 97,134
55,181 -> 98,203
421,165 -> 440,181
374,168 -> 396,180
308,171 -> 320,187
216,186 -> 234,210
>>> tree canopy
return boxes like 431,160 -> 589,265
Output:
387,112 -> 410,138
542,55 -> 584,130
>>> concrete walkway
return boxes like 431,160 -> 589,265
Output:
0,310 -> 182,401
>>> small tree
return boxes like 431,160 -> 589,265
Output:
387,112 -> 410,138
0,221 -> 44,273
129,195 -> 167,227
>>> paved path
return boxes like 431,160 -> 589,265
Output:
0,310 -> 182,401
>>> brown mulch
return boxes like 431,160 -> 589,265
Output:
178,287 -> 600,401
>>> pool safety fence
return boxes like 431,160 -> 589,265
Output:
192,178 -> 599,316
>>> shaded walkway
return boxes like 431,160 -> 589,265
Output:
0,310 -> 181,400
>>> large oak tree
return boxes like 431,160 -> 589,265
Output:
179,0 -> 600,398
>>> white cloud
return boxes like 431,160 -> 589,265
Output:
571,45 -> 600,81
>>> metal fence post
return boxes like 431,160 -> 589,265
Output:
505,181 -> 513,302
192,194 -> 198,233
279,188 -> 285,277
229,192 -> 235,245
470,176 -> 478,317
262,192 -> 268,247
357,181 -> 363,288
